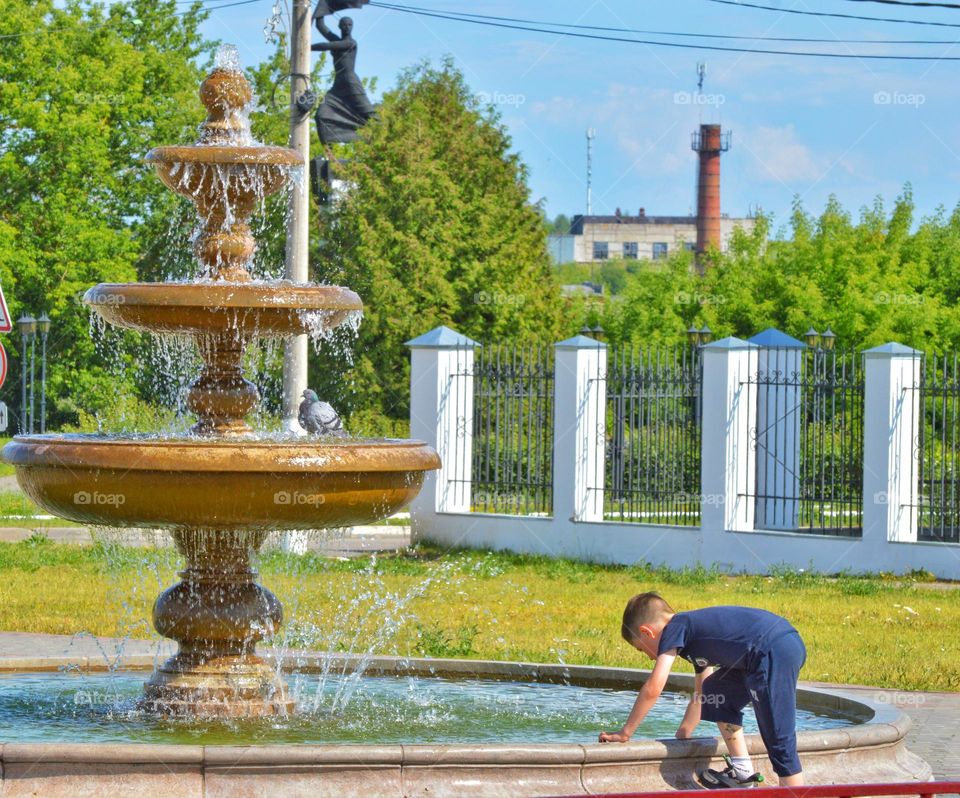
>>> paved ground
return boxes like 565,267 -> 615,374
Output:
0,632 -> 956,781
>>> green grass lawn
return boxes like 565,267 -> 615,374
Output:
0,538 -> 956,691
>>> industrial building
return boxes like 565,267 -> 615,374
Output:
548,124 -> 756,270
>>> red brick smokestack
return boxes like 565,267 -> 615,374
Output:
691,123 -> 729,272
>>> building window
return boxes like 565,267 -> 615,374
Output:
593,241 -> 609,260
652,242 -> 668,260
684,242 -> 696,252
623,241 -> 638,259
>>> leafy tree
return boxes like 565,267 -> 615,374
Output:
314,58 -> 565,419
0,0 -> 213,428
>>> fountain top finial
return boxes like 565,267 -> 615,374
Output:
198,45 -> 253,145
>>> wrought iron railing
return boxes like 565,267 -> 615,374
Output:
469,342 -> 554,516
741,347 -> 864,536
600,346 -> 703,525
914,352 -> 960,543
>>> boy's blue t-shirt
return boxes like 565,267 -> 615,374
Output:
657,606 -> 797,673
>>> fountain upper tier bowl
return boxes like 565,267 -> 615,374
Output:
3,435 -> 440,530
84,282 -> 363,336
146,145 -> 303,202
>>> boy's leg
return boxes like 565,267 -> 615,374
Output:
699,669 -> 760,785
748,632 -> 806,785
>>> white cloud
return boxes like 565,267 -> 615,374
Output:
739,124 -> 847,186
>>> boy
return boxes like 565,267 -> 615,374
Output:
598,592 -> 807,788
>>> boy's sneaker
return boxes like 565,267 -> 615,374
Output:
697,755 -> 765,789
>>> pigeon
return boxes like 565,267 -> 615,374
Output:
298,389 -> 346,436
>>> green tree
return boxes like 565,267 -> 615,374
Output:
315,58 -> 565,419
0,0 -> 213,428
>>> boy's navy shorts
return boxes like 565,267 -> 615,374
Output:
698,631 -> 807,777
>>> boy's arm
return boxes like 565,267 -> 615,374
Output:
599,650 -> 676,743
676,666 -> 712,739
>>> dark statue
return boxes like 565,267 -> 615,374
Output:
311,1 -> 375,144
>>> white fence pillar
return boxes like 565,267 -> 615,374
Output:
748,328 -> 805,530
862,343 -> 922,545
553,335 -> 607,523
407,326 -> 478,517
700,338 -> 759,534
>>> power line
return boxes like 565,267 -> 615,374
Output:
382,2 -> 958,44
843,0 -> 960,8
370,1 -> 960,60
704,0 -> 960,29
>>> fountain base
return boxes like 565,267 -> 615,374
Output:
142,652 -> 294,718
145,528 -> 294,718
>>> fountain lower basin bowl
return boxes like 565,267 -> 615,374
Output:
3,435 -> 440,530
84,282 -> 363,336
0,655 -> 931,797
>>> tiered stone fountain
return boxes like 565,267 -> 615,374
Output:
2,49 -> 439,718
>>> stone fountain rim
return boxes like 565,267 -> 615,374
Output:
146,145 -> 303,166
83,282 -> 364,310
0,654 -> 913,766
3,435 -> 441,473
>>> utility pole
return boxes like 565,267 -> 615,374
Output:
283,0 -> 313,433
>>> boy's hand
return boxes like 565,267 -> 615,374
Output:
675,723 -> 696,739
598,730 -> 631,743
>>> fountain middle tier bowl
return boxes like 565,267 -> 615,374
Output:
3,435 -> 440,530
84,282 -> 363,336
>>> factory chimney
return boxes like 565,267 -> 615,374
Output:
691,123 -> 730,273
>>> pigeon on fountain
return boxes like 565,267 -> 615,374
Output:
298,389 -> 346,436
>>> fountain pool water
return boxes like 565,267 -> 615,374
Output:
0,670 -> 851,746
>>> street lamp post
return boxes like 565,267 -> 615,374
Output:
16,315 -> 36,434
38,313 -> 51,433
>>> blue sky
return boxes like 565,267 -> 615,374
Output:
199,0 -> 960,233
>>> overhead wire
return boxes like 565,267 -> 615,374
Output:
379,2 -> 958,44
370,1 -> 960,60
703,0 -> 960,29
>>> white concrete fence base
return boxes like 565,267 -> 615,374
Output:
407,327 -> 959,579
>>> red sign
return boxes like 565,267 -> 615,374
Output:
0,284 -> 10,332
0,341 -> 7,390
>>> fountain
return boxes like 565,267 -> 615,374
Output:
1,47 -> 440,718
0,49 -> 933,797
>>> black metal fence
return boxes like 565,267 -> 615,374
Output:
601,346 -> 703,525
915,352 -> 960,543
741,347 -> 864,536
469,343 -> 554,515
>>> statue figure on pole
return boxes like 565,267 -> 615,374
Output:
311,0 -> 375,144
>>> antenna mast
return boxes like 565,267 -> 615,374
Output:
586,128 -> 596,216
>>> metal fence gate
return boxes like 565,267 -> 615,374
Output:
602,346 -> 703,525
741,347 -> 864,536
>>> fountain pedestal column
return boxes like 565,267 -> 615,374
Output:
143,529 -> 294,717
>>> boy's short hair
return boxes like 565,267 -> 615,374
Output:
621,592 -> 674,642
